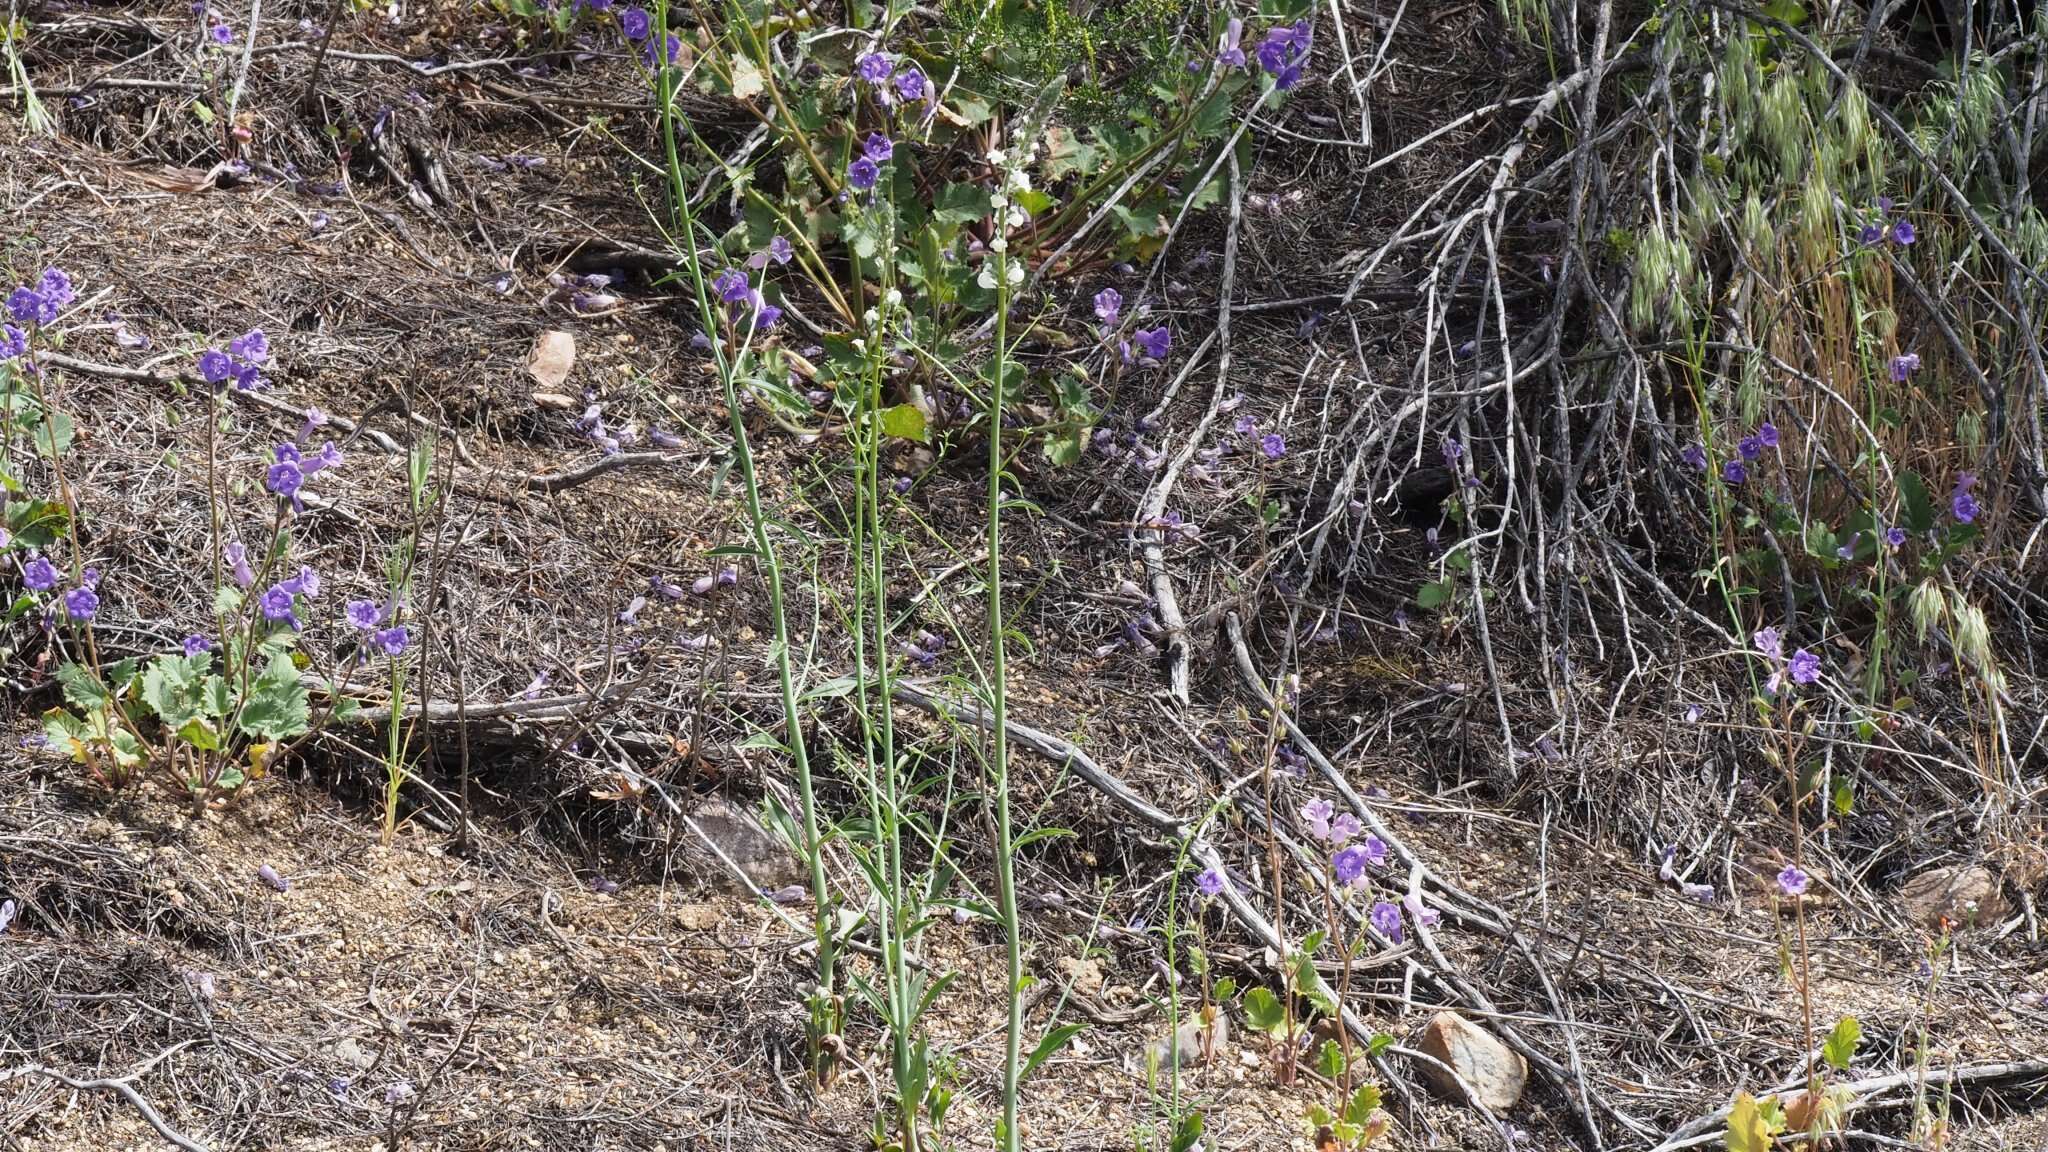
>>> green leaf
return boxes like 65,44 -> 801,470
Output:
237,652 -> 309,741
879,403 -> 928,442
1242,986 -> 1285,1033
1899,472 -> 1933,533
56,663 -> 108,711
1831,778 -> 1854,815
1314,1038 -> 1347,1080
1210,976 -> 1237,1001
1822,1015 -> 1860,1072
1367,1031 -> 1395,1056
31,410 -> 74,457
213,585 -> 243,616
1343,1083 -> 1383,1126
1169,1111 -> 1204,1152
1019,1022 -> 1086,1085
142,654 -> 209,731
177,718 -> 221,752
1416,581 -> 1451,609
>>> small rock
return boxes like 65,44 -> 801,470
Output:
1898,865 -> 2007,929
525,329 -> 576,390
688,799 -> 800,891
1416,1010 -> 1526,1111
332,1037 -> 376,1071
1143,1007 -> 1229,1070
1057,956 -> 1106,998
674,904 -> 722,931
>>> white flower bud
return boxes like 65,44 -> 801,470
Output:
989,236 -> 1008,252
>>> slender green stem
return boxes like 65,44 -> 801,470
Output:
987,240 -> 1023,1152
654,0 -> 837,1068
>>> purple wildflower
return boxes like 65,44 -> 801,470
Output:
1753,625 -> 1784,661
1332,845 -> 1370,887
1952,473 -> 1980,523
1300,797 -> 1333,840
1858,221 -> 1884,245
209,22 -> 233,43
1093,287 -> 1122,328
848,157 -> 880,191
1402,892 -> 1441,930
1361,835 -> 1388,868
36,268 -> 72,308
856,52 -> 893,84
1441,437 -> 1465,465
620,6 -> 648,38
1329,812 -> 1360,845
1254,20 -> 1311,89
182,634 -> 214,657
1369,900 -> 1403,942
1196,866 -> 1225,897
1788,648 -> 1821,685
260,584 -> 300,629
373,626 -> 410,656
1722,458 -> 1747,484
21,554 -> 57,591
1757,421 -> 1779,448
257,863 -> 288,892
893,66 -> 928,102
0,324 -> 24,360
1681,443 -> 1708,471
863,133 -> 894,163
713,268 -> 749,304
224,542 -> 253,587
1133,326 -> 1170,360
346,599 -> 382,630
1890,219 -> 1916,246
1259,433 -> 1286,460
198,348 -> 235,384
1885,526 -> 1907,549
229,328 -> 269,363
63,585 -> 98,620
1737,435 -> 1763,462
1216,17 -> 1245,67
1889,352 -> 1920,383
266,459 -> 304,503
1776,864 -> 1810,898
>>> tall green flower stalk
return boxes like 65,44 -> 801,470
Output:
986,227 -> 1024,1152
651,0 -> 838,1078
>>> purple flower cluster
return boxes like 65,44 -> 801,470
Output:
258,565 -> 322,631
1254,20 -> 1311,89
853,51 -> 930,105
713,263 -> 782,329
198,328 -> 271,391
903,627 -> 947,668
1752,624 -> 1822,695
265,439 -> 342,512
6,267 -> 75,331
1889,352 -> 1920,383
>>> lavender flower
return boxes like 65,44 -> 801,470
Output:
0,324 -> 24,360
1369,899 -> 1403,942
1857,221 -> 1884,245
1890,219 -> 1916,246
1441,437 -> 1464,465
1329,811 -> 1360,845
36,268 -> 73,308
1133,326 -> 1170,361
1300,797 -> 1334,840
1681,443 -> 1708,471
713,268 -> 749,304
182,634 -> 214,657
1757,421 -> 1779,448
198,348 -> 235,384
1737,435 -> 1762,461
260,584 -> 300,629
1788,648 -> 1821,685
346,600 -> 382,630
224,542 -> 254,587
1776,864 -> 1810,898
373,626 -> 410,656
1951,473 -> 1980,524
1093,287 -> 1122,328
1885,526 -> 1907,549
1836,533 -> 1858,560
257,863 -> 288,891
1259,433 -> 1286,460
1254,20 -> 1311,89
63,585 -> 99,620
1215,17 -> 1245,67
856,51 -> 893,84
266,459 -> 305,505
848,157 -> 880,191
1722,458 -> 1747,484
1196,866 -> 1225,897
229,328 -> 269,363
1753,625 -> 1783,662
863,133 -> 894,163
1332,844 -> 1370,886
1402,891 -> 1440,930
893,66 -> 927,102
642,32 -> 681,66
21,555 -> 56,591
1889,352 -> 1920,383
620,6 -> 648,38
209,22 -> 233,43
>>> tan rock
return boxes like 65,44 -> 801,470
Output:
688,798 -> 800,891
1899,865 -> 2007,929
1416,1011 -> 1526,1111
1056,956 -> 1106,997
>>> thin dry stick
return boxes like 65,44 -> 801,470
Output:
1,1065 -> 210,1152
